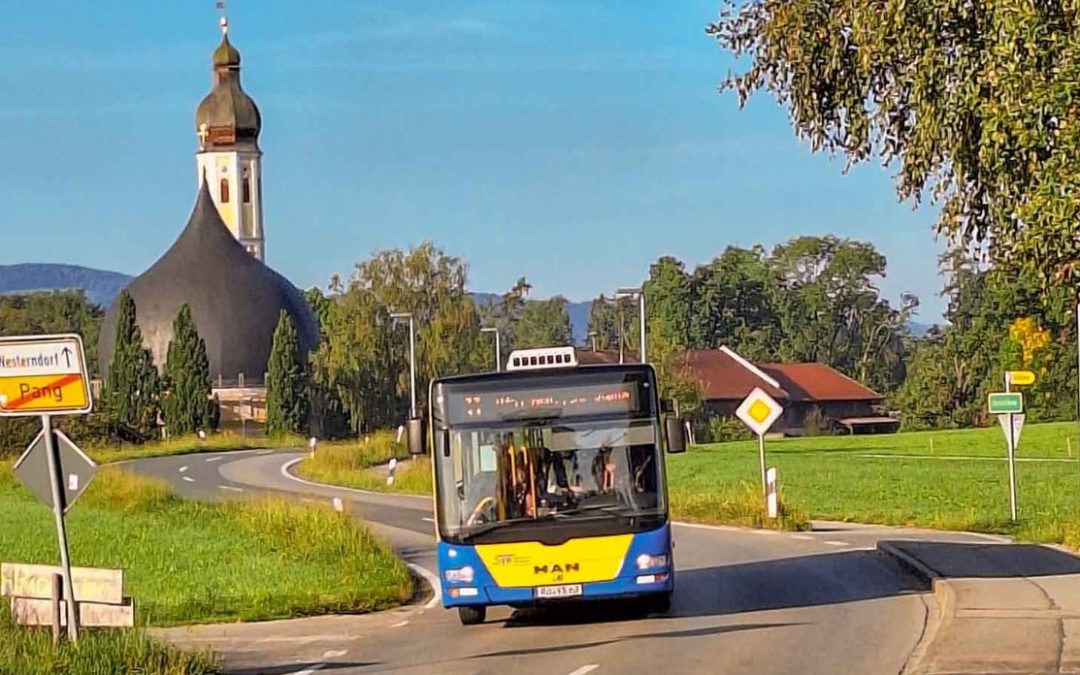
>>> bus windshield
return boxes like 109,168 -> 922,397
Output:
436,420 -> 663,540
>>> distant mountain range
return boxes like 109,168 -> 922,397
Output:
0,264 -> 935,342
0,264 -> 133,306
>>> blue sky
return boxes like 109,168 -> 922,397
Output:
0,1 -> 945,319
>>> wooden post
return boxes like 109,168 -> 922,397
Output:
50,572 -> 62,645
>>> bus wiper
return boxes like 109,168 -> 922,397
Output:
460,519 -> 524,539
497,408 -> 563,422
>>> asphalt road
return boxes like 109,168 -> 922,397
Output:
126,450 -> 1004,675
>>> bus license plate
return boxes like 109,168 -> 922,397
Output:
535,584 -> 582,599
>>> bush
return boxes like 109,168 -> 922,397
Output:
707,416 -> 753,443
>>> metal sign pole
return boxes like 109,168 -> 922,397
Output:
758,433 -> 767,499
1005,373 -> 1018,522
41,414 -> 79,641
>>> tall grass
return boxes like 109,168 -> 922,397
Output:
669,482 -> 811,531
0,467 -> 414,626
0,604 -> 219,675
296,431 -> 435,496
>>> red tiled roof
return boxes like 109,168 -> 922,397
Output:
676,349 -> 788,401
574,347 -> 881,404
758,362 -> 882,402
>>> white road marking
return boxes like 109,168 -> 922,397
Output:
178,465 -> 189,473
182,476 -> 196,483
257,450 -> 274,456
859,453 -> 1075,463
790,534 -> 814,541
219,485 -> 244,493
567,666 -> 599,675
280,458 -> 430,501
673,522 -> 740,533
286,666 -> 324,675
421,517 -> 435,523
824,540 -> 850,547
322,649 -> 347,658
406,563 -> 442,610
205,456 -> 223,463
751,529 -> 779,536
391,620 -> 410,628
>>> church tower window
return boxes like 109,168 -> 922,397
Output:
220,178 -> 231,204
242,168 -> 252,203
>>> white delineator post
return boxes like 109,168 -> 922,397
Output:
766,467 -> 778,519
308,436 -> 317,459
387,458 -> 398,486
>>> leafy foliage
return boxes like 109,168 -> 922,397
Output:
709,0 -> 1080,292
266,311 -> 310,437
513,297 -> 574,349
162,305 -> 213,436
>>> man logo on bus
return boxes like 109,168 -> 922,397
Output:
533,563 -> 580,575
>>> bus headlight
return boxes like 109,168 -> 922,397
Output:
636,554 -> 668,570
444,566 -> 475,583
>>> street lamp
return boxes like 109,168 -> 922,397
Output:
481,326 -> 502,372
615,287 -> 646,364
390,312 -> 417,419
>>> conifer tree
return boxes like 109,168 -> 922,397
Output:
103,291 -> 160,435
162,305 -> 213,436
266,310 -> 309,437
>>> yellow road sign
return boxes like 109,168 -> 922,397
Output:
1007,370 -> 1036,386
736,387 -> 784,436
0,335 -> 92,417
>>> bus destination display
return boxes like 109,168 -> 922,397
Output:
448,382 -> 642,423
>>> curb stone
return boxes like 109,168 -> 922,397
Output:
877,541 -> 956,675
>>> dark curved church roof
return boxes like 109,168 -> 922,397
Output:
196,31 -> 261,150
98,181 -> 319,384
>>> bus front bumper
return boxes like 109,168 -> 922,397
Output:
442,571 -> 673,607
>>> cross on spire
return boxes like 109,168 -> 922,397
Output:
217,1 -> 228,34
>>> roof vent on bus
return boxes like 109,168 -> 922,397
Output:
506,346 -> 578,371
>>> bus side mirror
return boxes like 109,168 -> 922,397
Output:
665,416 -> 687,454
407,417 -> 427,455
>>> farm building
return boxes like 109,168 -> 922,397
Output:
578,345 -> 898,435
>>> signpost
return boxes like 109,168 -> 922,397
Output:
735,387 -> 784,503
988,370 -> 1036,523
1,334 -> 95,642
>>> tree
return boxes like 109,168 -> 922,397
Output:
513,297 -> 573,349
710,0 -> 1080,291
102,291 -> 160,436
688,246 -> 780,357
644,257 -> 693,350
266,311 -> 309,437
352,242 -> 485,407
162,305 -> 213,436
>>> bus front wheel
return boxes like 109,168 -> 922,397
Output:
458,606 -> 487,625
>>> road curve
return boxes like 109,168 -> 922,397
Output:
124,450 -> 986,675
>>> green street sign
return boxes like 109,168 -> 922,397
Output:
988,392 -> 1024,414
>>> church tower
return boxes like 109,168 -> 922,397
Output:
195,16 -> 265,261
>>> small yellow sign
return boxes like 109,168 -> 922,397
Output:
1008,370 -> 1036,386
747,399 -> 774,425
736,387 -> 784,436
0,335 -> 92,417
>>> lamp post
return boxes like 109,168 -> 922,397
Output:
390,312 -> 417,419
615,287 -> 646,364
481,326 -> 502,372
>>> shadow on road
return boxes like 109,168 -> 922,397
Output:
471,622 -> 799,659
881,540 -> 1080,579
228,662 -> 379,675
498,548 -> 925,629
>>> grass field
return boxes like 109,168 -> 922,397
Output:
0,603 -> 220,675
0,465 -> 414,627
667,420 -> 1080,543
292,421 -> 1080,542
82,432 -> 304,464
296,431 -> 434,496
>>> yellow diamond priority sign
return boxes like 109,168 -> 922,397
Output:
736,387 -> 783,437
0,334 -> 92,417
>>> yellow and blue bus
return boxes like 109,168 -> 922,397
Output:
423,346 -> 687,625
